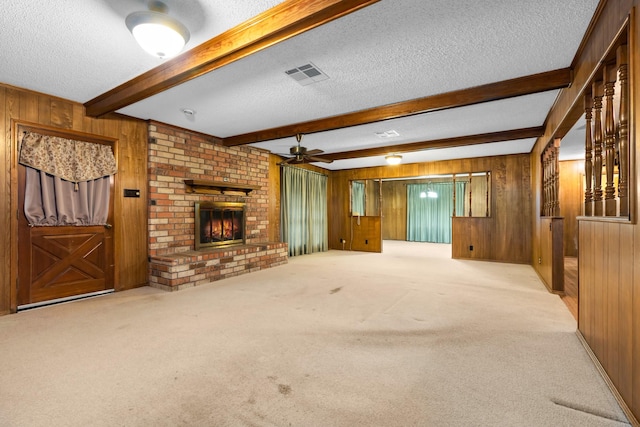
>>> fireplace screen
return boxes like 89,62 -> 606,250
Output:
195,202 -> 245,250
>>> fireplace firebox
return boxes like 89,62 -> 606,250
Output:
195,202 -> 246,250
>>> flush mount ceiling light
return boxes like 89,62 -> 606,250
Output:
385,154 -> 402,165
126,1 -> 190,59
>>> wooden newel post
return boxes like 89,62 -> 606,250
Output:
617,44 -> 630,218
584,94 -> 593,216
592,80 -> 604,216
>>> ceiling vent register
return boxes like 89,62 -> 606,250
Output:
285,63 -> 329,86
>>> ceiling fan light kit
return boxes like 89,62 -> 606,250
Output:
385,154 -> 402,165
126,1 -> 190,59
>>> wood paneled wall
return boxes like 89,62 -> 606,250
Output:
381,177 -> 488,241
382,180 -> 407,240
0,84 -> 149,314
330,154 -> 532,263
559,160 -> 584,256
530,1 -> 639,423
268,154 -> 282,242
579,220 -> 636,412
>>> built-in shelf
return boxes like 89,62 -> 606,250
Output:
184,180 -> 259,196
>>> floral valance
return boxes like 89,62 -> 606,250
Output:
19,131 -> 117,183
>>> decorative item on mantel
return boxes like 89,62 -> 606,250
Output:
184,179 -> 260,196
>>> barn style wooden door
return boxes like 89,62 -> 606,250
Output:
16,128 -> 115,308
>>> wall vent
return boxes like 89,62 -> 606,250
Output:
285,63 -> 329,86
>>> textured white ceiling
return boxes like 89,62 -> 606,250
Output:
0,0 -> 282,101
1,0 -> 598,170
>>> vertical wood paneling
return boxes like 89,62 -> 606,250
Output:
37,97 -> 51,126
0,87 -> 9,314
4,88 -> 19,314
578,221 -> 590,340
349,216 -> 382,252
114,117 -> 149,290
579,218 -> 639,424
19,91 -> 38,122
559,160 -> 584,256
594,222 -> 605,362
331,154 -> 531,263
381,181 -> 407,240
451,217 -> 492,259
0,83 -> 149,313
268,154 -> 282,242
634,223 -> 640,418
618,223 -> 634,404
50,100 -> 73,129
606,224 -> 620,385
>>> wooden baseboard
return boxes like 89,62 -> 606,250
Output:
575,330 -> 639,427
533,267 -> 565,295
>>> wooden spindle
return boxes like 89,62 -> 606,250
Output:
544,150 -> 551,216
542,153 -> 547,215
553,139 -> 560,216
592,80 -> 604,216
485,171 -> 490,217
617,44 -> 629,217
584,94 -> 593,216
468,172 -> 472,217
452,174 -> 456,217
603,64 -> 617,216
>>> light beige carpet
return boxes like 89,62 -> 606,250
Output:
0,241 -> 630,426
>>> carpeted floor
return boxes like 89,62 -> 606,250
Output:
0,241 -> 630,426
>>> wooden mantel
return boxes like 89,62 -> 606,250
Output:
184,180 -> 260,196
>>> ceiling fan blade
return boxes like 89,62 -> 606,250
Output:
280,156 -> 297,164
306,155 -> 333,163
306,149 -> 324,155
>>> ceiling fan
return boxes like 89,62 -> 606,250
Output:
280,134 -> 333,164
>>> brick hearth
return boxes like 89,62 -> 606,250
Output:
149,242 -> 287,291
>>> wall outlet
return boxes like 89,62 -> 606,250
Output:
469,245 -> 473,251
365,239 -> 368,244
538,257 -> 542,264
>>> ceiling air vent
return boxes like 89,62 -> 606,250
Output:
375,130 -> 400,138
285,63 -> 329,86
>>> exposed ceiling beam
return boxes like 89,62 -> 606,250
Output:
84,0 -> 380,117
319,127 -> 545,161
224,68 -> 571,146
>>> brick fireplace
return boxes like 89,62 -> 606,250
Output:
146,122 -> 287,291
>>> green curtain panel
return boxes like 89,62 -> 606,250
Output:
406,182 -> 466,243
351,181 -> 365,215
281,166 -> 328,257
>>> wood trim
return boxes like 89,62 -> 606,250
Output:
223,68 -> 571,146
184,179 -> 260,195
570,0 -> 609,70
542,19 -> 629,148
320,127 -> 544,161
16,121 -> 118,145
576,330 -> 640,427
84,0 -> 380,117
